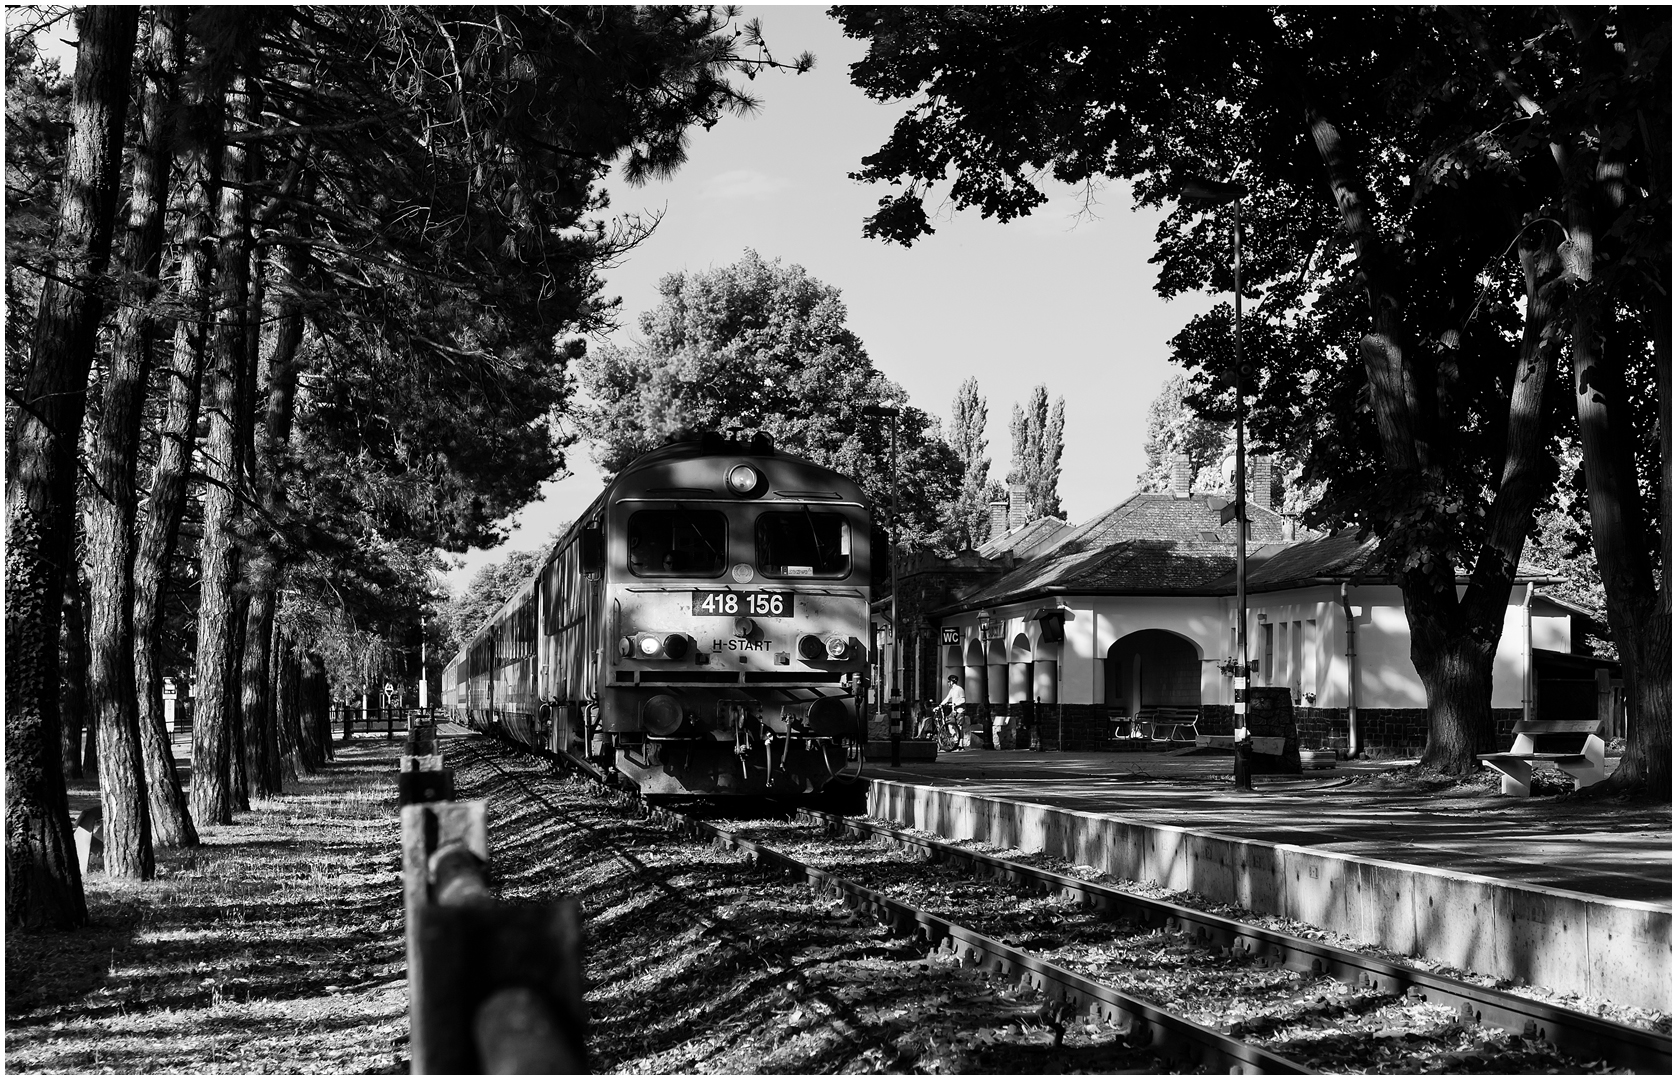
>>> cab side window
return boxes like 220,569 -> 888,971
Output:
626,508 -> 728,577
756,511 -> 851,578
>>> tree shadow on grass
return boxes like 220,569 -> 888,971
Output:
4,746 -> 411,1074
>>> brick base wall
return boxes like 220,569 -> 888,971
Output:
1285,706 -> 1522,758
873,702 -> 1523,758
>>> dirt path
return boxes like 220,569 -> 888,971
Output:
5,741 -> 409,1074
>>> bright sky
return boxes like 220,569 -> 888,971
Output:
433,5 -> 1218,592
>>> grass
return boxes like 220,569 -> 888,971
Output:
5,742 -> 411,1074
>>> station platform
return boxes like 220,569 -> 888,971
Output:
858,748 -> 1670,904
856,747 -> 1671,1011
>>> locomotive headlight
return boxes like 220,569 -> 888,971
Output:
622,632 -> 690,660
823,634 -> 850,660
725,463 -> 759,495
796,633 -> 827,662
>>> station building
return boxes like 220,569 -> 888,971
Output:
873,455 -> 1617,757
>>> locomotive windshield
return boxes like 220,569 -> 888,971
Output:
627,508 -> 728,576
756,510 -> 851,578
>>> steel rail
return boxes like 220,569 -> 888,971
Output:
684,816 -> 1313,1074
792,808 -> 1671,1074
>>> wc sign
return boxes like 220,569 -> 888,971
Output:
940,627 -> 960,645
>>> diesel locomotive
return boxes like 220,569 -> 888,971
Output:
442,432 -> 873,796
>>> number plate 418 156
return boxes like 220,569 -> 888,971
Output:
692,590 -> 793,618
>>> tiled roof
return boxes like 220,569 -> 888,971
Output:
944,539 -> 1241,612
1199,532 -> 1565,591
976,516 -> 1069,559
1031,491 -> 1292,559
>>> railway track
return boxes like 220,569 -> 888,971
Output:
447,731 -> 1668,1073
782,808 -> 1671,1074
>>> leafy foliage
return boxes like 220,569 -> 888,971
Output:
577,249 -> 962,555
438,545 -> 552,662
3,22 -> 68,387
835,6 -> 1669,775
1136,375 -> 1227,494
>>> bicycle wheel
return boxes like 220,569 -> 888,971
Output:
936,722 -> 961,753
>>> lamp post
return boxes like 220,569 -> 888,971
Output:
861,404 -> 903,762
1180,174 -> 1253,791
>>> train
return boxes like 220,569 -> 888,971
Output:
442,431 -> 873,797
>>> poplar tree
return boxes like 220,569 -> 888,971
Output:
947,377 -> 991,548
1006,384 -> 1065,521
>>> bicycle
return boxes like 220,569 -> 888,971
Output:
917,701 -> 966,753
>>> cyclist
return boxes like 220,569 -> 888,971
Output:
933,675 -> 968,751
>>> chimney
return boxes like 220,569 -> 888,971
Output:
1170,452 -> 1193,498
1008,482 -> 1028,531
989,500 -> 1009,539
1248,455 -> 1273,511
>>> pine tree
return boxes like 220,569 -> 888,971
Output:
947,377 -> 990,548
5,4 -> 139,929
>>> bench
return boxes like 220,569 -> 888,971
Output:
1112,707 -> 1200,746
1479,716 -> 1607,797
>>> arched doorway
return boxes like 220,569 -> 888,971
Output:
1105,630 -> 1202,715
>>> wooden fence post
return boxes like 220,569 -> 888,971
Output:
400,800 -> 587,1074
398,754 -> 453,806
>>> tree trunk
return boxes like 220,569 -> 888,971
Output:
190,63 -> 257,827
296,646 -> 325,771
1410,598 -> 1500,773
305,653 -> 335,763
82,7 -> 181,881
240,590 -> 279,798
59,564 -> 87,780
1570,285 -> 1669,799
4,6 -> 138,930
1296,87 -> 1564,773
275,634 -> 304,780
132,50 -> 219,850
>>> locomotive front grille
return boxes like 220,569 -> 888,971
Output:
745,672 -> 847,684
613,670 -> 849,686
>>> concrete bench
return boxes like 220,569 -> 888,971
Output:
74,806 -> 103,874
1479,716 -> 1607,797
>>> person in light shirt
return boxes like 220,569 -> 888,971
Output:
939,675 -> 965,711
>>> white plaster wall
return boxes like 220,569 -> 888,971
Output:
938,581 -> 1557,712
1531,603 -> 1572,653
1341,585 -> 1426,709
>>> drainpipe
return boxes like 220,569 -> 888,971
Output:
1338,583 -> 1361,759
1522,582 -> 1535,728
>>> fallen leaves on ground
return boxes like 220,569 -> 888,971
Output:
5,745 -> 410,1074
